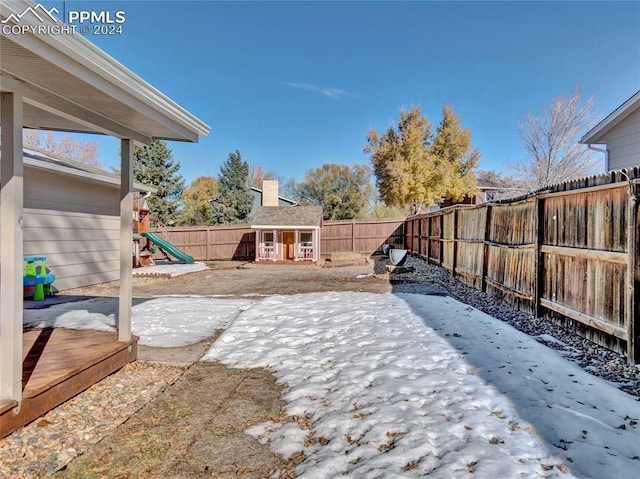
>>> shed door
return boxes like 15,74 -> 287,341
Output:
283,231 -> 295,259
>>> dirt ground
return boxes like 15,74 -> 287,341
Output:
54,260 -> 396,478
62,260 -> 393,299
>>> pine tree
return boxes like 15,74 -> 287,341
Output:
133,140 -> 185,225
213,150 -> 253,224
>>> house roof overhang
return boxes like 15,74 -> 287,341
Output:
0,0 -> 210,144
580,90 -> 640,145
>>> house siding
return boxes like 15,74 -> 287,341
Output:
22,167 -> 121,291
605,109 -> 640,170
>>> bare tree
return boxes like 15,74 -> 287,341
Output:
514,86 -> 601,190
23,129 -> 103,169
248,163 -> 282,189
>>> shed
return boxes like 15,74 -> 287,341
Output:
580,90 -> 640,171
252,206 -> 323,261
0,0 -> 209,437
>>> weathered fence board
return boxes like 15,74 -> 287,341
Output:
322,218 -> 405,255
406,171 -> 640,363
152,226 -> 255,261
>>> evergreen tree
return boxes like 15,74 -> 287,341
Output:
213,150 -> 253,224
133,140 -> 185,225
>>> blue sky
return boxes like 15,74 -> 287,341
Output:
43,1 -> 640,186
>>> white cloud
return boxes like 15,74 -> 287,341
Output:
284,81 -> 347,98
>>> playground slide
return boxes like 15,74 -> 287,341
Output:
142,232 -> 195,264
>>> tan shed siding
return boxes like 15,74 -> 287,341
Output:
23,167 -> 121,291
606,109 -> 640,170
24,167 -> 119,215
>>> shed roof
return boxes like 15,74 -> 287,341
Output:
580,90 -> 640,145
252,206 -> 323,229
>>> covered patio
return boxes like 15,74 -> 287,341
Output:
0,0 -> 209,437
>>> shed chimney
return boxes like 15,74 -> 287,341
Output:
262,180 -> 279,206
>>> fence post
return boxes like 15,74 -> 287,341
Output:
439,213 -> 443,266
426,215 -> 431,261
352,220 -> 356,252
481,204 -> 492,293
452,209 -> 458,277
417,215 -> 422,258
206,228 -> 211,261
534,196 -> 545,319
627,183 -> 639,364
405,219 -> 408,249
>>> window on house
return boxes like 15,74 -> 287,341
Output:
262,231 -> 274,245
300,232 -> 312,247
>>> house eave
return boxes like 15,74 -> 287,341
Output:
580,90 -> 640,145
0,0 -> 210,143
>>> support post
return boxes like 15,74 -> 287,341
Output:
0,92 -> 24,402
118,139 -> 134,342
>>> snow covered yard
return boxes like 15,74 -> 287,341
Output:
23,291 -> 640,478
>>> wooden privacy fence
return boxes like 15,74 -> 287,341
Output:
406,169 -> 640,363
151,218 -> 406,262
321,218 -> 405,255
151,225 -> 256,261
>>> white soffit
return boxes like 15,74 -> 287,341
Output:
0,0 -> 210,144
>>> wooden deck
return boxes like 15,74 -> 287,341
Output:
0,328 -> 137,438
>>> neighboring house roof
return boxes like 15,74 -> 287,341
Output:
20,144 -> 156,193
251,206 -> 323,229
476,177 -> 506,190
250,186 -> 298,206
580,90 -> 640,145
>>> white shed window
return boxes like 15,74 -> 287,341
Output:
300,232 -> 312,246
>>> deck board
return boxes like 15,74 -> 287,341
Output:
1,328 -> 137,438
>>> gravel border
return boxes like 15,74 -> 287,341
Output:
0,362 -> 185,478
384,255 -> 640,398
